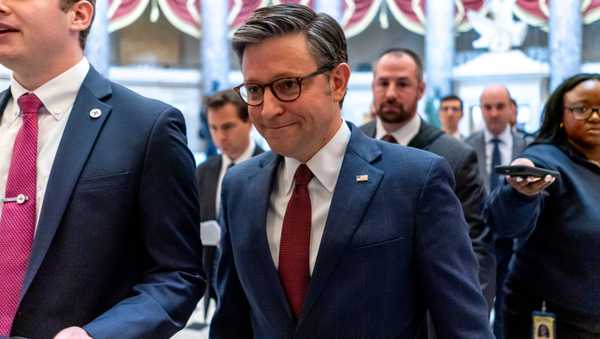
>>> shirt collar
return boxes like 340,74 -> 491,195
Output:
375,113 -> 421,146
222,139 -> 256,168
282,121 -> 351,194
10,57 -> 90,121
484,125 -> 511,144
450,130 -> 462,140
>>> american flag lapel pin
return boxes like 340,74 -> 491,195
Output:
356,174 -> 369,183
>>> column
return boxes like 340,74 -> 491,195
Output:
85,0 -> 111,76
201,1 -> 230,95
549,0 -> 582,91
200,1 -> 231,156
424,0 -> 455,126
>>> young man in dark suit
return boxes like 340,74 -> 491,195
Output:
0,0 -> 204,337
194,89 -> 263,320
209,4 -> 493,339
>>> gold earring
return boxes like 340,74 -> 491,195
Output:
560,122 -> 564,128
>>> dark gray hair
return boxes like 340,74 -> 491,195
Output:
232,4 -> 348,68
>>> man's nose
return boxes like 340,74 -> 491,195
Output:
384,84 -> 397,99
261,87 -> 284,118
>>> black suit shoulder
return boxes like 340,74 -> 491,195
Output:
195,155 -> 222,221
426,133 -> 475,169
196,155 -> 222,174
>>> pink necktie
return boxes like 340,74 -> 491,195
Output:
278,164 -> 313,318
0,93 -> 42,335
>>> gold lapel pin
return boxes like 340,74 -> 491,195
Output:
356,174 -> 369,183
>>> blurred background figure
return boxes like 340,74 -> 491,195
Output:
509,97 -> 536,143
466,84 -> 528,339
486,73 -> 600,339
194,89 -> 263,325
439,94 -> 465,140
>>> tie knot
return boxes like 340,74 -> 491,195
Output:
294,164 -> 313,187
490,138 -> 501,145
17,93 -> 43,116
382,134 -> 398,144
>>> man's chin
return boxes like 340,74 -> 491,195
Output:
379,112 -> 411,124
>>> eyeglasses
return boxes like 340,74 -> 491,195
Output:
564,106 -> 600,120
234,64 -> 336,106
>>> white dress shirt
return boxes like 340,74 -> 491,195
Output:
266,121 -> 350,274
375,113 -> 421,146
449,130 -> 463,140
484,126 -> 514,176
0,58 -> 90,228
215,139 -> 256,215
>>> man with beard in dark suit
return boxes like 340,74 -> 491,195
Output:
360,49 -> 495,337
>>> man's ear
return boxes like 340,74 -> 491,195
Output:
69,0 -> 94,35
330,63 -> 351,103
417,80 -> 426,101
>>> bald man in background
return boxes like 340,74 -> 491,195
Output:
466,85 -> 527,339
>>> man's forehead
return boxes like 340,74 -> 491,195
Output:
241,34 -> 316,80
441,100 -> 461,107
481,86 -> 510,100
375,58 -> 418,80
481,98 -> 508,105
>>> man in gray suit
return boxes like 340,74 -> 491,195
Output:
466,84 -> 527,339
360,49 -> 495,334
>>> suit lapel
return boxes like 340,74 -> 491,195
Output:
359,120 -> 376,138
21,67 -> 113,299
474,132 -> 488,191
511,130 -> 526,158
298,125 -> 383,324
200,156 -> 221,220
243,154 -> 295,323
408,119 -> 443,150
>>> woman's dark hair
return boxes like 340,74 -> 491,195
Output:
537,73 -> 600,144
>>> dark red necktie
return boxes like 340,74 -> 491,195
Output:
0,93 -> 42,335
278,164 -> 313,318
382,134 -> 398,144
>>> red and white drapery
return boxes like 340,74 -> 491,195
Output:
513,0 -> 600,28
107,0 -> 600,38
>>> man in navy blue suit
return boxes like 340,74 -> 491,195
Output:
0,0 -> 204,338
209,4 -> 493,339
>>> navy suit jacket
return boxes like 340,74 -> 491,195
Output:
1,67 -> 205,338
210,123 -> 493,339
361,120 -> 496,308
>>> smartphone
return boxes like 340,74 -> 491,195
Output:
495,165 -> 560,178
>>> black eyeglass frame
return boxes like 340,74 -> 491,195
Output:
564,105 -> 600,121
233,64 -> 337,106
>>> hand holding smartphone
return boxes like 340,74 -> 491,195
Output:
497,160 -> 558,197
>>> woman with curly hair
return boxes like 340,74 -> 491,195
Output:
486,73 -> 600,338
